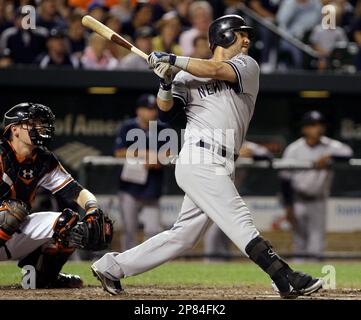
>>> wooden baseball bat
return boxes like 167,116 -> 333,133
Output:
81,15 -> 149,60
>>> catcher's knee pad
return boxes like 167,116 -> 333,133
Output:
0,200 -> 29,241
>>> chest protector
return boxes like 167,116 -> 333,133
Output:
0,141 -> 58,208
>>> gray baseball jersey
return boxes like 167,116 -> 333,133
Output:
172,53 -> 260,153
281,136 -> 353,256
92,54 -> 262,280
281,136 -> 353,197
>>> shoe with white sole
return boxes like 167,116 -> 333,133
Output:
272,271 -> 324,299
91,265 -> 123,295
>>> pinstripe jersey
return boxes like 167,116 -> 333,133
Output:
172,54 -> 260,154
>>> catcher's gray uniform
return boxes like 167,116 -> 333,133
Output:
281,136 -> 353,256
93,53 -> 261,279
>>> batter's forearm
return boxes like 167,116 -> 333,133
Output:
157,96 -> 173,111
180,58 -> 236,82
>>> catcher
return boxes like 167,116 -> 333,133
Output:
0,102 -> 113,288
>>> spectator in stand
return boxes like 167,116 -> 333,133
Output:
87,1 -> 109,23
0,9 -> 48,64
352,0 -> 361,70
0,47 -> 12,68
105,13 -> 128,61
175,0 -> 193,29
67,13 -> 86,58
179,1 -> 213,56
152,0 -> 174,22
207,0 -> 226,19
122,1 -> 153,38
110,0 -> 132,24
81,31 -> 119,69
152,11 -> 182,55
36,0 -> 66,31
37,28 -> 80,68
249,0 -> 280,73
0,0 -> 13,34
276,0 -> 322,69
224,0 -> 248,14
69,0 -> 118,10
69,0 -> 92,10
190,34 -> 211,58
54,0 -> 73,20
333,0 -> 355,39
309,3 -> 348,70
119,25 -> 153,70
105,12 -> 122,32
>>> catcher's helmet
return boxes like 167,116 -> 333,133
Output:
208,14 -> 253,52
3,102 -> 55,146
301,110 -> 325,127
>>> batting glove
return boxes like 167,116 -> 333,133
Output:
153,62 -> 172,90
148,51 -> 190,70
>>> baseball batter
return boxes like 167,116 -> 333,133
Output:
0,102 -> 113,288
92,15 -> 323,298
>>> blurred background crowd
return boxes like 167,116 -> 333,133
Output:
0,0 -> 360,72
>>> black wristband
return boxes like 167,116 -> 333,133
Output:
159,78 -> 172,91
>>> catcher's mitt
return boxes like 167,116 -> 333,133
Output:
68,208 -> 113,251
0,199 -> 29,243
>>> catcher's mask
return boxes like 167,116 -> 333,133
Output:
3,102 -> 55,146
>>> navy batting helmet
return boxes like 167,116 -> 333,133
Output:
208,15 -> 253,52
301,110 -> 325,127
3,102 -> 55,146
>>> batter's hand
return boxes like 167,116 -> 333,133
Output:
148,51 -> 189,70
148,51 -> 176,69
153,62 -> 172,84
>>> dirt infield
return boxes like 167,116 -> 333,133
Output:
1,285 -> 361,300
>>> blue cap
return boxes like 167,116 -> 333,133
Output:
87,1 -> 108,12
136,94 -> 156,109
301,110 -> 325,126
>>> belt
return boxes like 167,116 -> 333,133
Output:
196,140 -> 238,161
294,192 -> 325,202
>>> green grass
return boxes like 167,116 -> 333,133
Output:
1,261 -> 360,288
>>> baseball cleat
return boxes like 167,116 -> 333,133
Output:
44,273 -> 83,289
91,264 -> 123,295
25,271 -> 83,289
272,272 -> 324,299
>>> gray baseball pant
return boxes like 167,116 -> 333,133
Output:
92,143 -> 260,280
